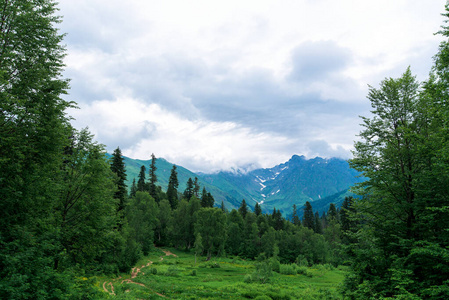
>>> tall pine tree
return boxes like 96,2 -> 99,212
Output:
148,153 -> 158,201
167,165 -> 179,209
111,147 -> 127,213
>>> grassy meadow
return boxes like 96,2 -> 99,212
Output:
97,248 -> 347,299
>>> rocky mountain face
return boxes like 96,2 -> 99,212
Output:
199,155 -> 361,214
117,154 -> 362,216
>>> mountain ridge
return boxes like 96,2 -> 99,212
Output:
112,153 -> 362,216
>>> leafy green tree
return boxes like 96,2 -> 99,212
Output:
344,67 -> 449,298
302,201 -> 314,230
194,208 -> 227,260
226,209 -> 244,255
171,196 -> 201,249
137,165 -> 147,192
0,0 -> 81,297
260,227 -> 277,257
167,165 -> 179,209
171,199 -> 190,249
155,199 -> 172,246
242,213 -> 260,259
110,147 -> 127,214
127,192 -> 158,255
193,233 -> 203,266
149,153 -> 158,201
56,129 -> 118,270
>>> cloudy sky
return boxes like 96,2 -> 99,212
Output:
58,0 -> 445,173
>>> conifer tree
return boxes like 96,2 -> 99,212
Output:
130,178 -> 137,198
238,199 -> 248,219
221,201 -> 226,212
167,165 -> 179,209
137,165 -> 147,192
183,177 -> 194,200
254,202 -> 262,216
111,147 -> 128,213
193,177 -> 201,198
149,153 -> 158,201
302,201 -> 314,230
292,204 -> 301,226
314,212 -> 322,234
200,187 -> 214,207
327,203 -> 337,221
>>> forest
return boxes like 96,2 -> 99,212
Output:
1,0 -> 449,299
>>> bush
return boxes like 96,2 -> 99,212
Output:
296,255 -> 309,267
254,296 -> 272,300
244,261 -> 273,284
269,258 -> 280,273
165,266 -> 179,276
150,267 -> 157,275
280,264 -> 297,275
296,266 -> 313,277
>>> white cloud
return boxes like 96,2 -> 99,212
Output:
69,98 -> 294,172
58,0 -> 446,172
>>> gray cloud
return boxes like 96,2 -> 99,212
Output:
57,0 -> 442,172
288,41 -> 352,82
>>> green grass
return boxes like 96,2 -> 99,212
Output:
98,248 -> 347,299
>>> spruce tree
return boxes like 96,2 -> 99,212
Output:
254,202 -> 262,216
111,147 -> 127,212
137,165 -> 147,192
302,201 -> 314,230
149,153 -> 158,201
167,165 -> 179,209
193,177 -> 200,198
314,212 -> 322,234
183,177 -> 194,200
200,187 -> 214,208
327,203 -> 337,221
238,199 -> 248,219
130,178 -> 137,198
292,204 -> 301,226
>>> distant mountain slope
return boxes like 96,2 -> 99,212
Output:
200,155 -> 362,214
109,154 -> 362,216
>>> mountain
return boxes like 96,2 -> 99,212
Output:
111,154 -> 362,216
200,155 -> 362,214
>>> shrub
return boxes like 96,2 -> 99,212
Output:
280,264 -> 297,275
296,255 -> 309,267
254,296 -> 272,300
244,261 -> 273,284
150,267 -> 157,275
269,258 -> 280,273
165,266 -> 179,276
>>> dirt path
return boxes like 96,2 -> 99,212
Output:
161,249 -> 177,257
102,248 -> 175,297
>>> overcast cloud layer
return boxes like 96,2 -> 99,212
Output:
59,0 -> 445,172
